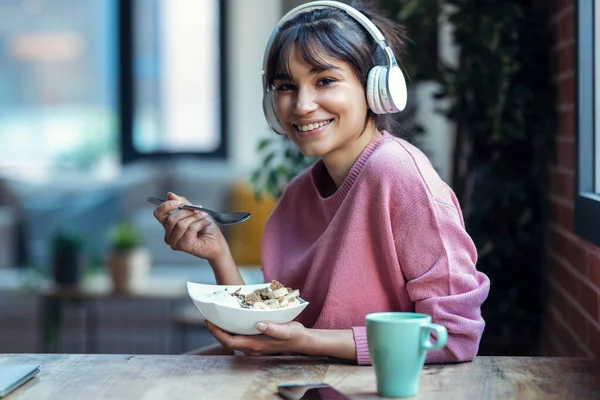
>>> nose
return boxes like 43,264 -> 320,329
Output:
293,86 -> 318,115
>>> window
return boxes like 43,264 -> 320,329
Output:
0,0 -> 227,181
575,0 -> 600,246
0,0 -> 119,181
120,0 -> 227,163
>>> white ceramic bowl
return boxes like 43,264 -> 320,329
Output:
186,282 -> 309,335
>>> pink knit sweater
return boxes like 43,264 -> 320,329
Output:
261,132 -> 490,364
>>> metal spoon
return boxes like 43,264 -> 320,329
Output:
146,197 -> 251,225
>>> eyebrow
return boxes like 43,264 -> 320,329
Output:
273,64 -> 343,81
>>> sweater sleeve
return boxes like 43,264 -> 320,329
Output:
351,326 -> 371,365
396,200 -> 490,363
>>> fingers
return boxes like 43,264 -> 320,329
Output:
167,192 -> 192,206
168,215 -> 212,251
206,321 -> 234,349
164,211 -> 211,250
255,321 -> 292,340
153,199 -> 182,226
153,192 -> 196,226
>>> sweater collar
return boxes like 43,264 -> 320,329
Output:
310,131 -> 391,210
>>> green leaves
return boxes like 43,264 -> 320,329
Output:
436,0 -> 555,354
108,223 -> 143,252
250,136 -> 316,199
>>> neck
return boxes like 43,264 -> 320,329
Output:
322,124 -> 382,188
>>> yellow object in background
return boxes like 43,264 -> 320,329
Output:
226,180 -> 276,266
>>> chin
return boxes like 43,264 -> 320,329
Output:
295,143 -> 330,158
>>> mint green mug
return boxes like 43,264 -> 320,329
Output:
366,312 -> 448,398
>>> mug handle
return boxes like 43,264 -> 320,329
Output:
420,323 -> 448,351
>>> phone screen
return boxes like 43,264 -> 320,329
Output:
278,383 -> 351,400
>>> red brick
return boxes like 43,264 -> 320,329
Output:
555,48 -> 565,74
554,139 -> 575,172
565,237 -> 588,274
548,229 -> 565,256
554,16 -> 565,44
565,302 -> 589,344
548,277 -> 568,316
576,345 -> 589,357
577,283 -> 599,321
553,259 -> 580,294
558,75 -> 575,104
549,201 -> 575,231
564,11 -> 574,40
555,314 -> 579,356
563,44 -> 574,72
549,168 -> 574,201
589,322 -> 600,356
555,46 -> 575,76
557,108 -> 574,138
589,254 -> 600,290
555,9 -> 575,43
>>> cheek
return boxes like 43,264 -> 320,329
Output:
327,91 -> 368,122
274,95 -> 292,118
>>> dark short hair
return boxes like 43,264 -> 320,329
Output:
265,4 -> 406,132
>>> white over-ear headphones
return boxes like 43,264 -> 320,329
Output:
262,0 -> 408,135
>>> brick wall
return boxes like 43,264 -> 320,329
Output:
541,0 -> 600,357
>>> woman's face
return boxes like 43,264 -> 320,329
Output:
273,43 -> 374,159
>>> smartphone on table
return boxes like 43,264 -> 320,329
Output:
278,382 -> 352,400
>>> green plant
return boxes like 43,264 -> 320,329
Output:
108,223 -> 143,252
378,0 -> 440,82
436,0 -> 555,355
250,136 -> 317,199
52,231 -> 85,252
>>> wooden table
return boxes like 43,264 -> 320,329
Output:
0,355 -> 598,399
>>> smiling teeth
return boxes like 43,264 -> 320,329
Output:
297,120 -> 331,132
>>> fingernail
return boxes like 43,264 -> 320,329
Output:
168,191 -> 177,196
256,322 -> 267,332
170,200 -> 181,207
200,212 -> 208,217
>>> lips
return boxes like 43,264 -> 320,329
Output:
293,119 -> 333,132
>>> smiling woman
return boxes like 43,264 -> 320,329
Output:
151,0 -> 489,366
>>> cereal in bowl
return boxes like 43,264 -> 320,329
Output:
226,280 -> 301,309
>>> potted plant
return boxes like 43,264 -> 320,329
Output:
106,222 -> 150,293
51,231 -> 85,287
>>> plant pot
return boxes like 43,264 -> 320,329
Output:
107,248 -> 151,293
52,248 -> 84,287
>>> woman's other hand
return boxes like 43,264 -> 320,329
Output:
205,320 -> 357,361
206,320 -> 309,356
152,192 -> 228,262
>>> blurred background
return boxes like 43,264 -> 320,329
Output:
0,0 -> 598,359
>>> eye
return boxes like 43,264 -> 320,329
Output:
274,82 -> 296,92
317,78 -> 336,86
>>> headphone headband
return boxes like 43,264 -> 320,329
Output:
261,0 -> 397,84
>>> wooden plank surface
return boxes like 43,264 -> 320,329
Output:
0,355 -> 598,399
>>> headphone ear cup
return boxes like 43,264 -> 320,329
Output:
262,91 -> 286,135
367,66 -> 386,114
366,68 -> 378,113
377,66 -> 393,112
386,66 -> 408,112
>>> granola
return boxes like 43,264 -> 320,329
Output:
225,280 -> 301,309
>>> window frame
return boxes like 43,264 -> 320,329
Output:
575,0 -> 600,246
118,0 -> 228,164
